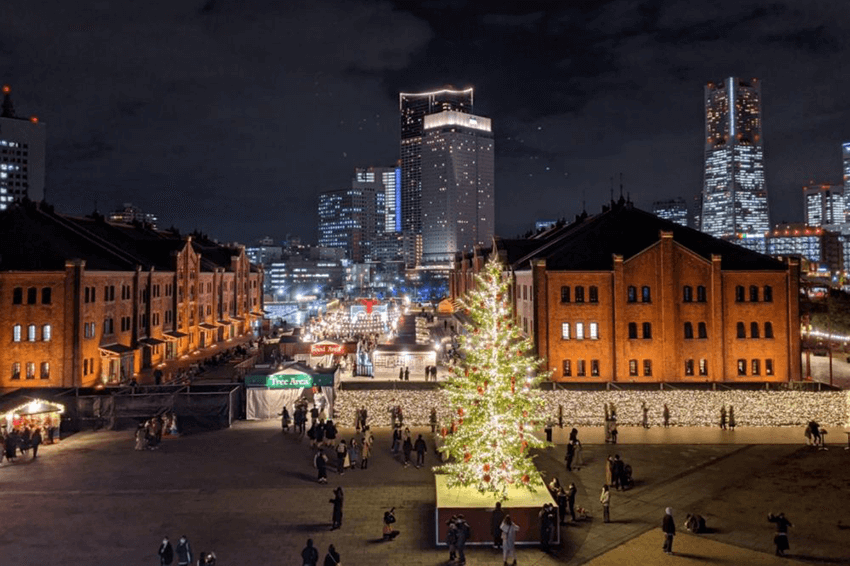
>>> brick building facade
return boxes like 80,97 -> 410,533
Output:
451,201 -> 801,383
0,202 -> 263,387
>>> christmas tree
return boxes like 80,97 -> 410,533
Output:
435,257 -> 550,501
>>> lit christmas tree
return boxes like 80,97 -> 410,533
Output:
436,257 -> 550,501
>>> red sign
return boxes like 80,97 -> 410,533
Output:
310,343 -> 345,356
359,298 -> 380,314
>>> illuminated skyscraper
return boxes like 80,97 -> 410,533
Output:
317,186 -> 378,263
700,78 -> 769,250
0,85 -> 46,211
652,198 -> 688,227
399,88 -> 473,266
843,142 -> 850,189
803,183 -> 846,227
421,111 -> 494,264
355,165 -> 401,234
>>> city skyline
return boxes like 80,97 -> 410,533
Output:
2,1 -> 849,243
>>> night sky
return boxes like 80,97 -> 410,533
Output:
3,0 -> 849,244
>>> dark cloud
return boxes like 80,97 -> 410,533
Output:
1,0 -> 849,243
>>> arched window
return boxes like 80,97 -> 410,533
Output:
41,287 -> 52,304
13,324 -> 21,342
12,287 -> 23,304
683,286 -> 693,302
763,285 -> 773,302
42,324 -> 51,342
642,322 -> 652,339
27,324 -> 36,342
697,285 -> 707,302
589,286 -> 598,303
628,322 -> 637,339
574,286 -> 585,303
750,322 -> 760,338
642,286 -> 651,303
749,285 -> 759,302
736,322 -> 745,338
560,286 -> 570,303
27,287 -> 37,304
735,286 -> 745,302
764,322 -> 773,339
627,286 -> 637,303
698,322 -> 707,339
684,322 -> 694,339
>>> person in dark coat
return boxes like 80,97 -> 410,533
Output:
5,431 -> 17,460
491,502 -> 505,549
20,427 -> 31,455
612,455 -> 625,490
158,537 -> 174,565
398,367 -> 404,381
430,365 -> 437,381
556,487 -> 568,525
567,482 -> 578,522
315,422 -> 326,447
768,513 -> 793,556
429,408 -> 438,433
402,436 -> 413,467
315,449 -> 328,484
281,407 -> 291,432
446,516 -> 459,560
325,420 -> 337,446
414,434 -> 427,468
310,406 -> 319,426
565,440 -> 575,471
30,428 -> 42,458
455,514 -> 470,564
301,539 -> 319,566
175,535 -> 192,566
663,404 -> 670,427
322,544 -> 340,566
662,507 -> 676,555
404,366 -> 410,381
720,406 -> 727,430
383,508 -> 400,540
539,503 -> 555,551
330,486 -> 344,530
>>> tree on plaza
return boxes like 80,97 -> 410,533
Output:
435,257 -> 551,501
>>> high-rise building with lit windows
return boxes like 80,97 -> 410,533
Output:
803,183 -> 846,227
421,110 -> 494,264
0,85 -> 46,211
652,198 -> 688,227
843,143 -> 850,189
700,78 -> 769,251
354,165 -> 401,234
317,187 -> 378,263
399,88 -> 473,266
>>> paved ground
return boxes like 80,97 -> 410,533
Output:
1,423 -> 848,565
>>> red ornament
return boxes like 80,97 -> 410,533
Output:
441,427 -> 448,438
521,440 -> 528,453
459,418 -> 464,425
464,452 -> 471,462
477,386 -> 483,395
483,463 -> 490,472
522,474 -> 529,484
483,474 -> 491,483
458,408 -> 464,417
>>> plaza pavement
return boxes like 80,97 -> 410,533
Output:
0,422 -> 848,565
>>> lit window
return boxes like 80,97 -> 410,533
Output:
591,359 -> 600,376
629,359 -> 638,376
576,322 -> 585,340
28,324 -> 36,342
576,360 -> 586,377
737,359 -> 747,376
561,323 -> 570,340
26,362 -> 35,379
685,359 -> 694,375
589,322 -> 599,340
643,359 -> 652,376
40,362 -> 50,380
699,359 -> 708,376
13,324 -> 21,342
42,324 -> 51,341
11,362 -> 21,380
562,360 -> 571,377
765,359 -> 774,375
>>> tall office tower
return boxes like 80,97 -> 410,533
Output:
803,183 -> 846,227
692,192 -> 703,231
652,198 -> 688,227
700,78 -> 769,251
420,111 -> 494,264
354,165 -> 401,234
399,88 -> 473,266
843,143 -> 850,189
0,85 -> 46,211
317,186 -> 378,263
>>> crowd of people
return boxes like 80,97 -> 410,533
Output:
0,419 -> 52,463
134,412 -> 177,451
156,535 -> 215,566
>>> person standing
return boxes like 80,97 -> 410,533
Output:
310,405 -> 319,427
455,514 -> 470,565
360,435 -> 371,469
768,513 -> 793,557
281,407 -> 291,433
663,404 -> 670,427
322,544 -> 341,566
430,407 -> 438,433
158,537 -> 174,565
569,429 -> 584,468
383,508 -> 400,540
642,402 -> 650,429
424,365 -> 430,380
544,420 -> 553,443
398,367 -> 404,381
446,516 -> 459,562
335,440 -> 348,475
315,449 -> 328,484
414,434 -> 427,468
728,405 -> 736,430
30,427 -> 42,458
175,535 -> 192,566
662,507 -> 676,555
600,485 -> 610,523
329,486 -> 344,530
605,455 -> 614,487
431,365 -> 437,381
567,482 -> 578,522
392,426 -> 402,454
501,515 -> 520,566
565,440 -> 575,472
301,539 -> 319,566
349,438 -> 360,469
402,435 -> 413,468
539,503 -> 554,551
360,407 -> 368,431
612,455 -> 625,491
556,487 -> 568,525
491,502 -> 505,549
720,406 -> 727,430
404,366 -> 410,381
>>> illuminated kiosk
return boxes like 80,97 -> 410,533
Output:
244,363 -> 337,420
434,471 -> 558,545
0,397 -> 65,442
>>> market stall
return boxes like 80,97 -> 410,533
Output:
245,363 -> 338,420
309,340 -> 346,368
0,396 -> 64,444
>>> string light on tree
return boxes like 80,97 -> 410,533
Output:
435,257 -> 551,501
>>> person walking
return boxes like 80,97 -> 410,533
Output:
30,427 -> 42,458
569,429 -> 584,468
382,508 -> 400,540
501,515 -> 520,566
329,486 -> 344,530
768,512 -> 793,557
281,406 -> 291,432
314,449 -> 328,484
322,544 -> 341,566
720,406 -> 727,430
158,537 -> 174,565
349,438 -> 360,469
431,365 -> 437,381
491,502 -> 505,549
663,404 -> 670,427
600,485 -> 611,523
728,405 -> 736,430
325,420 -> 338,448
175,535 -> 192,566
391,426 -> 401,454
414,434 -> 427,468
455,514 -> 470,565
335,439 -> 348,475
662,507 -> 676,555
402,435 -> 413,468
301,539 -> 319,566
360,435 -> 371,469
567,482 -> 577,522
565,440 -> 575,472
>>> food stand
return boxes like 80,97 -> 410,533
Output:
0,397 -> 64,443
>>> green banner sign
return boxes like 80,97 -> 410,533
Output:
245,372 -> 335,389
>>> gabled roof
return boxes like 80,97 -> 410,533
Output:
505,203 -> 786,272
